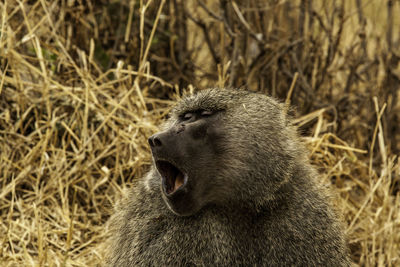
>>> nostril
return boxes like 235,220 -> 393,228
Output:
148,135 -> 162,147
153,137 -> 162,146
148,137 -> 154,147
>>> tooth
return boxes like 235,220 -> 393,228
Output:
174,172 -> 184,190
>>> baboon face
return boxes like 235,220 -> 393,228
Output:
148,89 -> 289,216
148,108 -> 224,216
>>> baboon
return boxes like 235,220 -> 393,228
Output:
107,88 -> 351,266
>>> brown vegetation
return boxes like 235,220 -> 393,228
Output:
0,0 -> 399,266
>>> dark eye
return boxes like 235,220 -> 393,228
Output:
182,112 -> 194,121
200,110 -> 213,117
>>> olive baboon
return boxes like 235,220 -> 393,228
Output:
107,88 -> 351,266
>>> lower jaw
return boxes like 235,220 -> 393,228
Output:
162,194 -> 198,217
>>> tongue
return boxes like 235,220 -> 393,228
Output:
174,172 -> 184,191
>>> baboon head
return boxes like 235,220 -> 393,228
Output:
148,88 -> 298,216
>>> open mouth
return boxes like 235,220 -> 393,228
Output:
155,160 -> 187,195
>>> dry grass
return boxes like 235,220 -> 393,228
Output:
0,0 -> 399,266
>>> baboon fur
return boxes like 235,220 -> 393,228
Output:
107,88 -> 351,266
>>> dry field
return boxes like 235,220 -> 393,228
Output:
0,0 -> 399,266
